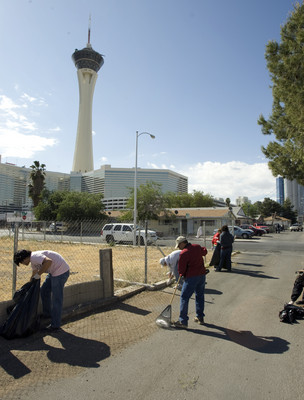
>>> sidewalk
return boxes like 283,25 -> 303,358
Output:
0,283 -> 177,400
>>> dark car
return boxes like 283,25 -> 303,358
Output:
240,224 -> 266,236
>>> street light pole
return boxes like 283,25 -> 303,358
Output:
133,130 -> 155,246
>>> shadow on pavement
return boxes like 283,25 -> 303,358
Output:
234,262 -> 263,267
0,329 -> 110,379
205,288 -> 223,296
187,323 -> 289,354
229,268 -> 279,279
117,302 -> 151,316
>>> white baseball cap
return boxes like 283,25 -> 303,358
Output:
175,236 -> 187,249
159,258 -> 166,266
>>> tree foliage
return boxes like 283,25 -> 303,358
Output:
257,197 -> 282,218
281,198 -> 297,222
34,190 -> 105,221
241,201 -> 259,219
121,183 -> 214,222
28,161 -> 46,208
246,197 -> 297,223
164,190 -> 214,208
258,3 -> 304,184
124,182 -> 168,222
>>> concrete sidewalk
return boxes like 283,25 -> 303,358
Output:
0,282 -> 180,400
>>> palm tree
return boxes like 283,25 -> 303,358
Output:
28,161 -> 46,208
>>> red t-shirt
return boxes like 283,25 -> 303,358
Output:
212,232 -> 220,245
178,243 -> 207,278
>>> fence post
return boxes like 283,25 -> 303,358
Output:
144,220 -> 148,283
21,221 -> 25,241
99,249 -> 114,298
202,221 -> 207,263
12,223 -> 19,297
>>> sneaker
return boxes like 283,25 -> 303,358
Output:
288,301 -> 294,305
43,324 -> 62,333
194,316 -> 205,325
296,300 -> 304,305
172,321 -> 188,329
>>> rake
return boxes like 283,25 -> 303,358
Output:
155,276 -> 182,329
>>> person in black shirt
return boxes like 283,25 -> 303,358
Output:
215,225 -> 234,272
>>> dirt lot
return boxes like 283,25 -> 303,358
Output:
0,238 -> 212,301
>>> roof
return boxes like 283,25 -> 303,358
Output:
264,216 -> 291,222
105,207 -> 238,219
164,207 -> 236,219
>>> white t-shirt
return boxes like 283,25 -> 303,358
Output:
30,250 -> 70,277
164,250 -> 181,273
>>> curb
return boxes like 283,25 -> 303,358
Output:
61,281 -> 170,324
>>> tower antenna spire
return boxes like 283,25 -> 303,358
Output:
87,14 -> 92,48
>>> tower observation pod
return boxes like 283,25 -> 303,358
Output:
71,27 -> 104,173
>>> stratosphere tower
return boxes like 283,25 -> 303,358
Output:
71,22 -> 104,172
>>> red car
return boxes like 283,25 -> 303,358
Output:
253,224 -> 270,233
240,224 -> 266,236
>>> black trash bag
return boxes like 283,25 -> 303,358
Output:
279,303 -> 304,324
6,281 -> 35,315
0,279 -> 41,339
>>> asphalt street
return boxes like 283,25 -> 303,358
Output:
1,231 -> 303,400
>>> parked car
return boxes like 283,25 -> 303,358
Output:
290,223 -> 303,232
213,226 -> 254,239
240,224 -> 266,236
253,223 -> 270,233
229,226 -> 255,239
101,223 -> 158,245
49,222 -> 67,232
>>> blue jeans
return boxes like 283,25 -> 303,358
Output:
40,270 -> 70,328
218,247 -> 232,271
179,275 -> 206,326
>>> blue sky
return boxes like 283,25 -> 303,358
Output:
0,0 -> 297,203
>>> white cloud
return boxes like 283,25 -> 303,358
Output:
21,93 -> 37,103
148,160 -> 276,203
0,130 -> 57,158
99,156 -> 108,163
177,161 -> 276,203
49,126 -> 61,132
0,93 -> 57,159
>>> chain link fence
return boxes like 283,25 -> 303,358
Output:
0,219 -> 179,302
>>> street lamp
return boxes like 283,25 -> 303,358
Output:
133,130 -> 155,245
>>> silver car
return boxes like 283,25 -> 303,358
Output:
229,226 -> 254,239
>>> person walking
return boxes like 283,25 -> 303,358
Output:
173,236 -> 208,329
215,225 -> 234,272
14,249 -> 70,331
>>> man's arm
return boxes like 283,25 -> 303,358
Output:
201,246 -> 208,256
31,257 -> 52,278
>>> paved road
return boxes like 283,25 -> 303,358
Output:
1,231 -> 303,399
